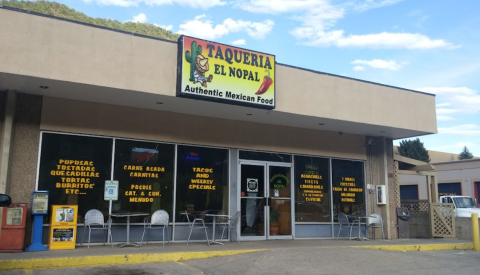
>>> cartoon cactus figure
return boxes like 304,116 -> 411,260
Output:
185,41 -> 202,82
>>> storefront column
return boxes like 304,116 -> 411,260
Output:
368,136 -> 396,239
378,137 -> 395,239
0,90 -> 16,239
8,93 -> 43,247
0,90 -> 16,194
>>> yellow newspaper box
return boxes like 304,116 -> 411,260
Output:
48,205 -> 78,250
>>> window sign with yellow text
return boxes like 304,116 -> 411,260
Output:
112,140 -> 175,222
177,35 -> 275,109
37,133 -> 113,223
294,156 -> 330,223
331,159 -> 365,219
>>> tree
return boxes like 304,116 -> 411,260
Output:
458,146 -> 474,160
398,138 -> 430,163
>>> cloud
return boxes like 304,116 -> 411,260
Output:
237,1 -> 458,49
436,116 -> 455,122
351,59 -> 405,70
236,0 -> 332,14
130,13 -> 147,23
223,18 -> 275,39
237,0 -> 403,16
155,24 -> 173,31
407,9 -> 422,17
194,14 -> 206,20
438,125 -> 480,136
237,0 -> 344,34
293,31 -> 459,49
350,0 -> 405,12
417,87 -> 480,120
231,39 -> 246,45
82,0 -> 226,9
177,15 -> 228,40
82,0 -> 138,7
353,66 -> 364,71
177,15 -> 274,40
436,103 -> 451,107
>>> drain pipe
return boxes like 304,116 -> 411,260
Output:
366,137 -> 374,215
370,141 -> 375,215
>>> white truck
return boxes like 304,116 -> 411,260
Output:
439,195 -> 480,218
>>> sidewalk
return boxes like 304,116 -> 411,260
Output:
0,238 -> 474,271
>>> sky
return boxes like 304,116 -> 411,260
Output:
32,0 -> 480,157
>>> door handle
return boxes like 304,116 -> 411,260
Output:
266,197 -> 271,206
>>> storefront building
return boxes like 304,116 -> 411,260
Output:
400,159 -> 480,204
0,7 -> 437,246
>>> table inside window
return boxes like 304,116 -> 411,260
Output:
111,212 -> 149,248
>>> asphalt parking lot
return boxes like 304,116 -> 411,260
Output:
1,245 -> 479,275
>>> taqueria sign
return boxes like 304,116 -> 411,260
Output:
177,36 -> 275,109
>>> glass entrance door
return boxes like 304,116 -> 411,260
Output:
239,161 -> 292,240
268,164 -> 292,239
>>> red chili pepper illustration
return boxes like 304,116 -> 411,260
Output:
255,69 -> 273,95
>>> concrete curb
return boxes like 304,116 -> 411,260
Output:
0,249 -> 266,271
354,243 -> 473,251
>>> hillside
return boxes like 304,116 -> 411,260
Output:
1,0 -> 180,41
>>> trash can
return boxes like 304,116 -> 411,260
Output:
396,207 -> 410,238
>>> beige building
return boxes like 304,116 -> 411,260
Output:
0,6 -> 437,247
399,158 -> 480,203
393,146 -> 479,163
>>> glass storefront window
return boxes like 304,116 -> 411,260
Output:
113,139 -> 175,222
294,156 -> 330,222
37,131 -> 368,237
175,145 -> 229,223
37,133 -> 113,223
331,159 -> 365,222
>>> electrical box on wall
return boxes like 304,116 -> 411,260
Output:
376,185 -> 386,205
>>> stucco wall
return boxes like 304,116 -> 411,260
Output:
9,93 -> 42,247
0,9 -> 177,97
41,97 -> 367,160
276,65 -> 437,133
0,91 -> 5,144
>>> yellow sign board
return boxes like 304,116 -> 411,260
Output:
177,35 -> 275,109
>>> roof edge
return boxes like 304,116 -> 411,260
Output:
0,5 -> 436,97
276,63 -> 435,96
